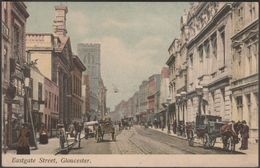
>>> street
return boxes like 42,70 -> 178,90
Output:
67,125 -> 244,154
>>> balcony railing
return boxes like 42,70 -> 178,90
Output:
2,21 -> 9,39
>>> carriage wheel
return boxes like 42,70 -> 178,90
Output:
203,133 -> 210,148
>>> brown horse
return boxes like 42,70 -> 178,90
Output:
220,121 -> 243,151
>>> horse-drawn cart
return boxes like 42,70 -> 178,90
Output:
186,114 -> 242,152
96,120 -> 116,143
186,115 -> 222,148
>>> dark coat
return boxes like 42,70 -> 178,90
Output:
16,127 -> 30,154
241,124 -> 249,138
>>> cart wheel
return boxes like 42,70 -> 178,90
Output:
209,138 -> 216,148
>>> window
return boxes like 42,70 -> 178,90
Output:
204,41 -> 210,58
38,83 -> 42,101
45,91 -> 48,108
249,3 -> 256,21
57,96 -> 59,111
211,33 -> 217,58
13,24 -> 21,63
236,96 -> 243,120
238,6 -> 244,29
247,45 -> 252,75
254,43 -> 258,73
189,54 -> 193,68
3,2 -> 7,23
220,31 -> 225,65
49,92 -> 51,109
198,45 -> 203,62
3,47 -> 8,79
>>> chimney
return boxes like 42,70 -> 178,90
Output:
53,4 -> 68,37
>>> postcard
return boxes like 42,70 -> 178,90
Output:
1,1 -> 259,167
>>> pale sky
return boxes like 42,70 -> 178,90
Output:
25,2 -> 190,110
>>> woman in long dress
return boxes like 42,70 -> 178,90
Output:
16,123 -> 30,154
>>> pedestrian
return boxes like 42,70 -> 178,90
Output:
161,121 -> 164,131
16,123 -> 30,154
39,123 -> 48,144
57,123 -> 66,150
172,120 -> 176,134
240,120 -> 249,150
85,126 -> 89,139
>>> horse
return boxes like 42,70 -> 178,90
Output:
220,121 -> 243,152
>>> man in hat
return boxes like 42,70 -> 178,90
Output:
16,123 -> 30,154
240,120 -> 249,150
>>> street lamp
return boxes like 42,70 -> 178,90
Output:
195,86 -> 203,116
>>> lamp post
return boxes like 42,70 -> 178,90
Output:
196,86 -> 203,116
166,96 -> 172,134
24,77 -> 38,149
181,91 -> 187,137
175,94 -> 181,136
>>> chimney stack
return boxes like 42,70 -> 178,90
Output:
53,4 -> 68,37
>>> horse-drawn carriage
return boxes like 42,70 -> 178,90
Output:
186,114 -> 243,152
95,120 -> 116,143
121,118 -> 132,130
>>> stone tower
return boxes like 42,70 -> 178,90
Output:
53,4 -> 68,37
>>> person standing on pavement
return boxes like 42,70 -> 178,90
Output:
39,123 -> 48,144
16,123 -> 30,154
57,123 -> 66,150
240,120 -> 249,150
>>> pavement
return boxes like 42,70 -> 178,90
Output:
149,126 -> 258,155
3,132 -> 84,155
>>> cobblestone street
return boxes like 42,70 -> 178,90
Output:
66,125 -> 253,154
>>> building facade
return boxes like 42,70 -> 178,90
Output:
166,2 -> 258,140
44,77 -> 59,137
230,2 -> 259,142
26,4 -> 74,128
71,55 -> 86,122
30,66 -> 45,133
2,2 -> 29,148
